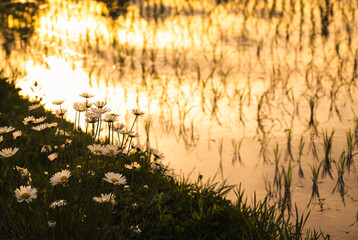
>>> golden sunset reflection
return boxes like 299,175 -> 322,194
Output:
2,0 -> 358,237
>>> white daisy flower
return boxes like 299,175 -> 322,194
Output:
85,112 -> 100,118
130,225 -> 142,233
79,92 -> 94,98
92,193 -> 116,205
52,100 -> 65,105
91,107 -> 111,115
48,152 -> 58,161
14,166 -> 30,178
113,123 -> 126,132
33,116 -> 47,124
55,109 -> 68,118
86,117 -> 98,124
23,116 -> 35,125
73,102 -> 87,112
118,128 -> 131,135
48,220 -> 56,228
0,126 -> 15,134
41,145 -> 52,153
131,143 -> 144,152
14,186 -> 37,203
28,104 -> 42,111
88,144 -> 106,155
103,172 -> 127,185
151,148 -> 165,159
31,123 -> 49,131
50,170 -> 71,186
151,162 -> 161,171
0,147 -> 19,158
55,128 -> 70,136
49,200 -> 67,208
48,122 -> 58,128
12,130 -> 22,139
125,162 -> 141,169
103,113 -> 119,123
132,109 -> 145,116
94,101 -> 107,108
164,168 -> 177,178
128,132 -> 140,138
104,145 -> 120,156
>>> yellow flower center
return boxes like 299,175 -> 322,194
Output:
109,149 -> 114,153
6,152 -> 13,157
17,167 -> 24,171
102,197 -> 109,202
60,176 -> 68,181
94,149 -> 102,154
110,178 -> 119,183
21,193 -> 31,199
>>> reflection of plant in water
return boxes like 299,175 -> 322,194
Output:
273,143 -> 282,201
308,96 -> 318,129
309,124 -> 320,161
321,129 -> 334,179
284,126 -> 294,162
328,76 -> 342,121
297,136 -> 305,179
0,0 -> 44,55
95,0 -> 131,19
332,152 -> 347,205
231,138 -> 244,166
257,127 -> 272,166
217,137 -> 224,180
281,161 -> 293,213
308,160 -> 323,208
345,129 -> 356,173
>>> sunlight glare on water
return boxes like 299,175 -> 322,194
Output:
2,0 -> 358,238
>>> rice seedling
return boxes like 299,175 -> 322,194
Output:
321,129 -> 334,179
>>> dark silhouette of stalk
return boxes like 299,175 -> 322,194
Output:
345,129 -> 356,173
282,161 -> 293,213
297,136 -> 305,179
332,152 -> 347,205
321,129 -> 334,179
273,143 -> 282,200
284,127 -> 294,162
307,161 -> 323,207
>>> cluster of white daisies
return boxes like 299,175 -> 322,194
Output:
0,93 -> 176,229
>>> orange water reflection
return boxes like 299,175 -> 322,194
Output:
1,0 -> 358,238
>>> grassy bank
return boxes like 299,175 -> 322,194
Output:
0,77 -> 325,239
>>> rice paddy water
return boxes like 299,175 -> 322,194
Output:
1,0 -> 358,238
